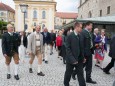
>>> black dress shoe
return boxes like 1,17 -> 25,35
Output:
29,68 -> 33,73
95,64 -> 100,67
14,75 -> 19,80
72,74 -> 76,80
37,72 -> 45,76
103,68 -> 110,74
45,61 -> 48,64
7,74 -> 11,79
86,79 -> 97,84
43,59 -> 45,61
50,52 -> 53,55
100,67 -> 103,70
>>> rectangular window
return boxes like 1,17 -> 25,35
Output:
1,12 -> 4,16
100,10 -> 102,17
107,6 -> 110,14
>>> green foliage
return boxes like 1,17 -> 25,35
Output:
0,21 -> 8,30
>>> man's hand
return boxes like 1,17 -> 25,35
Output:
73,61 -> 78,65
4,54 -> 8,57
28,52 -> 32,55
83,58 -> 86,63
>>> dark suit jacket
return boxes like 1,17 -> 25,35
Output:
92,34 -> 96,46
66,32 -> 84,64
109,36 -> 115,59
19,36 -> 28,48
2,32 -> 21,56
80,29 -> 93,57
50,33 -> 56,42
41,32 -> 51,45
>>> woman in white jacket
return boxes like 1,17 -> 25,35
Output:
19,31 -> 28,63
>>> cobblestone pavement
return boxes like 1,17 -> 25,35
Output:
0,44 -> 114,86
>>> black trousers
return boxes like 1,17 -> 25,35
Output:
104,58 -> 115,72
73,54 -> 92,81
64,62 -> 86,86
61,45 -> 66,64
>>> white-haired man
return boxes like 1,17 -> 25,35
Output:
2,24 -> 21,80
42,27 -> 51,64
27,25 -> 45,76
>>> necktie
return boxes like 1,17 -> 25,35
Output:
78,34 -> 81,56
89,32 -> 93,48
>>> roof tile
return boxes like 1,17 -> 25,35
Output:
0,2 -> 15,13
56,12 -> 78,19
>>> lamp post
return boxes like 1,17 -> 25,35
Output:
20,3 -> 28,31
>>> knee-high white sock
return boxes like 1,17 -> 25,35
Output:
37,65 -> 41,73
14,64 -> 19,75
7,65 -> 10,74
29,64 -> 32,69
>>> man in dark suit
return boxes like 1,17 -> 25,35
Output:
103,35 -> 115,74
50,30 -> 56,55
64,22 -> 86,86
72,21 -> 97,84
42,28 -> 51,64
2,24 -> 21,80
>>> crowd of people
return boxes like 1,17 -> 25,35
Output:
1,22 -> 115,86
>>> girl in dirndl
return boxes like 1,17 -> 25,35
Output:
94,30 -> 107,69
19,31 -> 28,63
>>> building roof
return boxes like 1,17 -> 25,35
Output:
79,15 -> 115,22
56,12 -> 78,19
0,2 -> 15,13
62,15 -> 115,29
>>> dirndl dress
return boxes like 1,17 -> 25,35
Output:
95,43 -> 105,61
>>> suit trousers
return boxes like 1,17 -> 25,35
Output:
84,54 -> 92,80
72,54 -> 92,81
104,58 -> 115,72
64,62 -> 86,86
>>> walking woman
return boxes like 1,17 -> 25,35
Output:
19,31 -> 28,63
94,29 -> 107,69
56,30 -> 63,59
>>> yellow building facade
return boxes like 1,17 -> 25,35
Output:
55,12 -> 78,29
14,0 -> 56,32
0,2 -> 15,22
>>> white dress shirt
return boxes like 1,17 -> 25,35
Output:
35,32 -> 40,47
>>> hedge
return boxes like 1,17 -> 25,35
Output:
0,21 -> 8,30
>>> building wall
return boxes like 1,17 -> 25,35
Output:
0,11 -> 7,21
78,0 -> 115,19
54,17 -> 75,29
7,11 -> 15,22
14,0 -> 56,32
0,11 -> 15,22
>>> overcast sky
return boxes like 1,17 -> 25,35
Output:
0,0 -> 80,12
